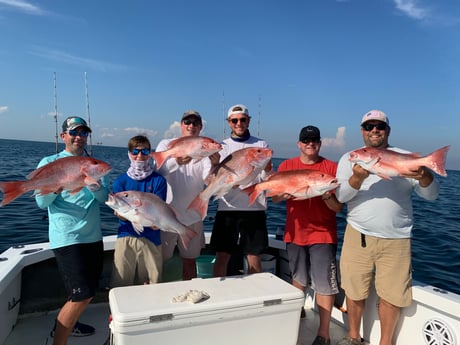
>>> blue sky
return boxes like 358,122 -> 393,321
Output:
1,0 -> 459,170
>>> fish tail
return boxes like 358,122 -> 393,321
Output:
179,227 -> 198,250
427,145 -> 450,177
150,151 -> 168,169
0,181 -> 28,206
187,194 -> 209,220
241,185 -> 260,206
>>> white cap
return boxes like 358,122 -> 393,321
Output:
361,110 -> 389,125
227,104 -> 249,119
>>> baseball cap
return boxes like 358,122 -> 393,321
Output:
227,104 -> 249,119
299,126 -> 321,141
181,110 -> 202,121
62,116 -> 92,133
361,110 -> 389,125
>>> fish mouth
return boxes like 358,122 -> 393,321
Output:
106,193 -> 127,205
105,193 -> 116,205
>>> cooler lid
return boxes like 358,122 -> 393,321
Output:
109,273 -> 304,324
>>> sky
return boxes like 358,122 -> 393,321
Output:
0,0 -> 459,170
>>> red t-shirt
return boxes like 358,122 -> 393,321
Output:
278,156 -> 338,245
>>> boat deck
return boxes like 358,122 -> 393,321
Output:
4,302 -> 349,345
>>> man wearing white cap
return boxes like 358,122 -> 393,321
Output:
335,110 -> 440,345
156,110 -> 219,280
210,104 -> 272,277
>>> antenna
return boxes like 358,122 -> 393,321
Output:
53,72 -> 59,153
84,72 -> 93,156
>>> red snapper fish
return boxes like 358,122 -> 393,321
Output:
242,169 -> 339,205
0,156 -> 112,207
188,147 -> 273,219
348,145 -> 450,179
150,136 -> 222,169
105,191 -> 197,249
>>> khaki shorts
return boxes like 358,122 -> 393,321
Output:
111,236 -> 163,287
340,224 -> 412,307
161,221 -> 205,260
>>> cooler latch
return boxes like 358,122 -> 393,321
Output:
149,313 -> 174,322
263,298 -> 282,306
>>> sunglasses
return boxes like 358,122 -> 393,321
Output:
362,123 -> 387,131
183,119 -> 201,126
229,117 -> 248,124
130,148 -> 150,156
301,138 -> 320,144
67,130 -> 89,137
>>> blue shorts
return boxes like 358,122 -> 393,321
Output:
286,242 -> 339,295
210,211 -> 268,255
53,241 -> 104,302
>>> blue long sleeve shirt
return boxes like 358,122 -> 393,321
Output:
112,172 -> 167,245
35,150 -> 109,249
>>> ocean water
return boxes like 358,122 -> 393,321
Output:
0,138 -> 459,294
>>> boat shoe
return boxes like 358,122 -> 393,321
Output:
336,336 -> 365,345
311,335 -> 331,345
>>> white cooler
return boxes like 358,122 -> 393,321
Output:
109,272 -> 304,345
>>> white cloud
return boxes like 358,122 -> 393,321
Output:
28,46 -> 127,72
0,0 -> 46,15
0,105 -> 8,113
393,0 -> 428,20
322,126 -> 346,148
163,121 -> 181,139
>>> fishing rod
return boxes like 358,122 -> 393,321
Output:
257,95 -> 261,137
222,90 -> 226,141
53,72 -> 59,154
84,72 -> 93,156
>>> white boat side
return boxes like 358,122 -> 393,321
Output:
0,234 -> 459,345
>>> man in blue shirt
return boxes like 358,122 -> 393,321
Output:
36,116 -> 109,345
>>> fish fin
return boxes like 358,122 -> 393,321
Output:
0,181 -> 28,206
150,151 -> 169,169
84,176 -> 99,185
187,194 -> 209,220
427,145 -> 450,177
68,187 -> 85,194
376,172 -> 392,180
132,222 -> 145,234
179,227 -> 198,250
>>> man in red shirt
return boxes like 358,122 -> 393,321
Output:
273,126 -> 343,345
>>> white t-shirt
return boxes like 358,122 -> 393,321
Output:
156,138 -> 212,225
336,146 -> 440,238
217,136 -> 270,212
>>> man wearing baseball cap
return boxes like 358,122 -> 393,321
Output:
274,125 -> 342,345
156,110 -> 219,280
210,104 -> 272,277
36,115 -> 108,344
335,109 -> 439,345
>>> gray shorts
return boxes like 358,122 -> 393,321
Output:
286,242 -> 339,295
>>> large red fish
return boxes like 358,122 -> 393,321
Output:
188,147 -> 273,219
348,145 -> 450,179
105,191 -> 197,249
242,169 -> 339,206
150,136 -> 222,169
0,156 -> 112,206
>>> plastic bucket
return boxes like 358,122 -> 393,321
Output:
196,255 -> 216,278
244,254 -> 276,274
